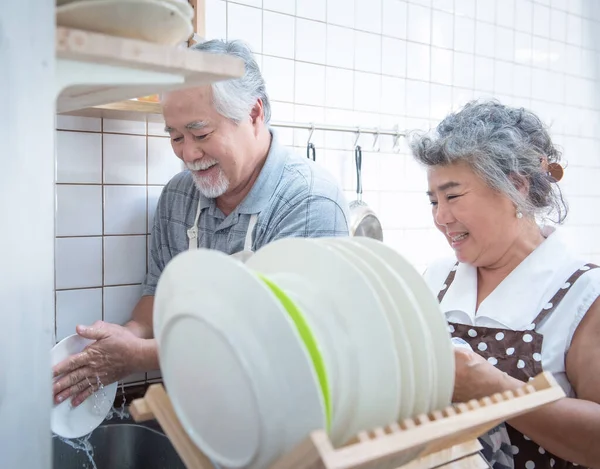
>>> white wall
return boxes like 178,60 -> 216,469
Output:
54,116 -> 182,382
202,0 -> 600,270
54,0 -> 600,385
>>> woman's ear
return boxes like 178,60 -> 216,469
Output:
509,172 -> 530,198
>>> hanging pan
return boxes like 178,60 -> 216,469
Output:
349,143 -> 383,241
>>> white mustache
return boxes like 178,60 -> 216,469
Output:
186,159 -> 218,171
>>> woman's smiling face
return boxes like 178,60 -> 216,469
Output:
426,161 -> 522,267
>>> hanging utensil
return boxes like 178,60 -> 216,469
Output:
306,124 -> 316,161
307,142 -> 316,161
349,143 -> 383,241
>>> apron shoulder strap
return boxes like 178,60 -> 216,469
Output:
437,261 -> 459,303
532,263 -> 600,327
244,214 -> 259,252
187,197 -> 204,251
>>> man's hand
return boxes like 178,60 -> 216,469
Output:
52,321 -> 145,407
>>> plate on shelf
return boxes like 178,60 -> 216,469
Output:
264,271 -> 356,446
51,334 -> 118,439
330,237 -> 434,416
352,238 -> 455,411
246,238 -> 400,445
322,238 -> 417,420
57,0 -> 194,15
155,249 -> 325,469
56,0 -> 194,45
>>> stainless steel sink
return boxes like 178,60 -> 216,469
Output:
53,420 -> 186,469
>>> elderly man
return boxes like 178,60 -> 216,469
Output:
53,39 -> 349,407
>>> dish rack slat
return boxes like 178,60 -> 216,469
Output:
130,371 -> 565,469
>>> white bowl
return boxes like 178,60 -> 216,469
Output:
51,334 -> 118,439
155,249 -> 325,469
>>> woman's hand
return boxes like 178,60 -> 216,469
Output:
452,347 -> 520,402
52,321 -> 145,407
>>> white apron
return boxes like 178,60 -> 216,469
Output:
186,199 -> 258,262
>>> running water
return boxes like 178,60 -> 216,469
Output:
87,376 -> 109,417
55,433 -> 97,469
56,380 -> 130,468
104,382 -> 129,421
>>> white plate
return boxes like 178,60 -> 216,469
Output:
331,238 -> 433,416
352,238 -> 455,411
323,238 -> 416,420
265,271 -> 355,446
56,0 -> 193,45
153,251 -> 256,340
247,238 -> 399,444
51,334 -> 118,439
57,0 -> 194,15
155,249 -> 325,469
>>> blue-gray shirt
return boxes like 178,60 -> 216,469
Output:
142,131 -> 350,296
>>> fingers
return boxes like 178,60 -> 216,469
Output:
72,385 -> 96,408
53,366 -> 93,403
76,321 -> 110,341
52,349 -> 91,378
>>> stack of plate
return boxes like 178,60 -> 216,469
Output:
153,237 -> 455,469
56,0 -> 194,45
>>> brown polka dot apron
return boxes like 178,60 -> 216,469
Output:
438,262 -> 599,469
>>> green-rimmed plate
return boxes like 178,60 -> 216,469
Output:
258,275 -> 332,431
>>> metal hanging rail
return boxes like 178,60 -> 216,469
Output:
270,120 -> 406,138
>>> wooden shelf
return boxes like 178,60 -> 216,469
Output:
56,27 -> 244,114
130,372 -> 566,469
60,99 -> 164,122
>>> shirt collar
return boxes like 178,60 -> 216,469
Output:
196,128 -> 288,217
441,226 -> 571,329
237,128 -> 288,214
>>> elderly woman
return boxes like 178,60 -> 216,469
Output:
410,100 -> 600,469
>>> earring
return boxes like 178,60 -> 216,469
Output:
516,210 -> 523,219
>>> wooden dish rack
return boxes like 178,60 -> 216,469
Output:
130,371 -> 565,469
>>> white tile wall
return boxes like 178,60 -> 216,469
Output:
54,0 -> 600,386
54,118 -> 184,385
206,0 -> 599,270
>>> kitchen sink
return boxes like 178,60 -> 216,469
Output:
53,415 -> 187,469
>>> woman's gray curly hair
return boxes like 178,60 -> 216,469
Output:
409,100 -> 568,224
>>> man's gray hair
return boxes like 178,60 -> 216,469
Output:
410,100 -> 568,224
190,39 -> 271,124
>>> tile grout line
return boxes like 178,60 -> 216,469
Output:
101,117 -> 105,323
144,115 -> 150,386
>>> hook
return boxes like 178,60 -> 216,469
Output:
392,126 -> 401,153
353,128 -> 361,148
372,128 -> 380,152
307,124 -> 315,145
